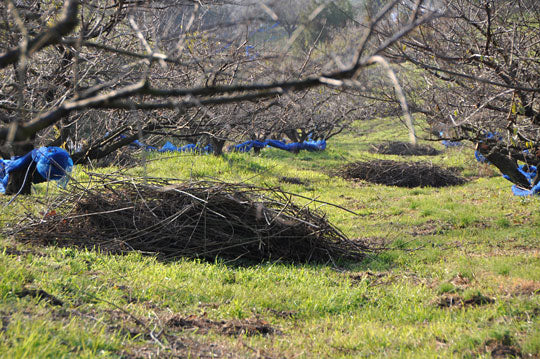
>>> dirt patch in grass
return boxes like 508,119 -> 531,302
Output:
503,279 -> 540,296
347,270 -> 433,288
166,314 -> 279,336
279,176 -> 309,185
436,293 -> 495,308
408,220 -> 455,236
0,311 -> 10,334
479,337 -> 523,359
15,288 -> 64,306
348,271 -> 394,286
467,248 -> 540,258
450,274 -> 472,288
122,335 -> 247,359
370,141 -> 441,156
490,276 -> 540,296
76,308 -> 250,358
1,244 -> 49,259
14,179 -> 367,264
266,308 -> 298,319
337,160 -> 466,188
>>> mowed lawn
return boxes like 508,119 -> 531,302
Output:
1,119 -> 539,358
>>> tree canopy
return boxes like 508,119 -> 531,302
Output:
2,0 -> 538,190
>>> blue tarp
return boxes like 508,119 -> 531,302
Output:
158,141 -> 178,152
512,182 -> 540,196
130,139 -> 213,154
442,140 -> 463,147
232,139 -> 327,153
0,147 -> 73,194
474,132 -> 505,164
129,138 -> 327,154
232,140 -> 267,153
130,139 -> 158,151
504,165 -> 540,196
474,151 -> 489,163
473,131 -> 540,196
438,132 -> 462,147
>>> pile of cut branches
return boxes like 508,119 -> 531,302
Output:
370,141 -> 440,156
339,160 -> 465,188
13,177 -> 365,263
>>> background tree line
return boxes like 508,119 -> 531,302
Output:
0,0 -> 538,190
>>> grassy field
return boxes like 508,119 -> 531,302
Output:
1,119 -> 539,358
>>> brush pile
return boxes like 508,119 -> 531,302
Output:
370,141 -> 440,156
14,178 -> 365,263
339,160 -> 466,188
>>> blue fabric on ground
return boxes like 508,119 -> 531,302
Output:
520,165 -> 536,182
303,140 -> 326,151
0,147 -> 73,194
159,141 -> 178,152
232,140 -> 254,152
473,132 -> 540,196
0,160 -> 6,190
438,132 -> 462,147
179,144 -> 197,152
130,139 -> 143,148
132,140 -> 213,153
511,168 -> 540,195
131,138 -> 326,154
511,184 -> 540,196
32,147 -> 73,182
265,139 -> 326,153
475,151 -> 489,163
131,139 -> 157,151
442,140 -> 462,147
499,164 -> 538,196
265,139 -> 289,151
0,152 -> 33,193
232,140 -> 267,153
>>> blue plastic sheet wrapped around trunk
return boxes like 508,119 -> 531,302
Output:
158,141 -> 178,152
0,147 -> 73,194
507,165 -> 538,196
474,131 -> 540,196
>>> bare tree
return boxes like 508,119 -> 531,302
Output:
378,0 -> 540,188
0,0 -> 439,193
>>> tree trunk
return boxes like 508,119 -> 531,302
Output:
284,130 -> 299,143
477,143 -> 531,189
211,138 -> 225,156
5,162 -> 36,195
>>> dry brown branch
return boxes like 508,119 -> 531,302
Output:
338,159 -> 466,188
12,177 -> 367,264
0,0 -> 78,68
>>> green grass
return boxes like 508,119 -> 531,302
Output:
1,118 -> 539,358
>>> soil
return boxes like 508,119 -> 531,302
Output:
166,314 -> 279,336
436,293 -> 495,308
